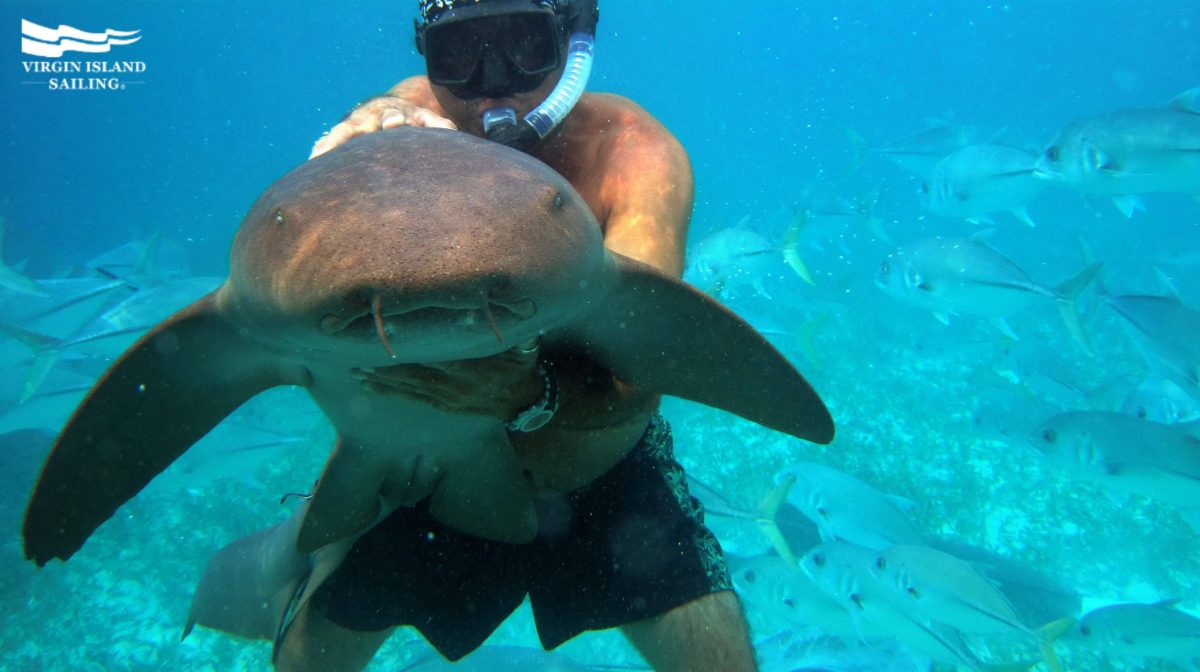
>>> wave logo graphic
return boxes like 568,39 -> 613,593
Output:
21,19 -> 141,58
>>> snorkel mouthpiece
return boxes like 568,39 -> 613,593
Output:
484,27 -> 595,152
483,106 -> 537,152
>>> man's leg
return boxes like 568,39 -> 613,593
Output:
620,590 -> 757,672
275,600 -> 394,672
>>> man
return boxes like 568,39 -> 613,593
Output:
276,1 -> 758,670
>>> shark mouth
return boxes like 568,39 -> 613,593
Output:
321,292 -> 537,358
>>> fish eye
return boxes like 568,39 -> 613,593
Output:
1079,625 -> 1090,636
742,570 -> 756,583
907,586 -> 921,598
1041,428 -> 1057,443
875,557 -> 887,570
816,506 -> 829,519
880,260 -> 891,275
811,552 -> 826,567
783,598 -> 796,608
1045,146 -> 1060,162
920,182 -> 929,194
850,592 -> 864,609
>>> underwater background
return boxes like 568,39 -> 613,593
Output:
1,1 -> 1198,670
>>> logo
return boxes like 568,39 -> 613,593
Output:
21,19 -> 141,58
20,19 -> 147,91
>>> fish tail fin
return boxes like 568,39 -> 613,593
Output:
1053,262 -> 1103,355
1076,235 -> 1109,298
0,216 -> 48,298
782,208 -> 815,285
1033,617 -> 1075,672
840,123 -> 870,175
855,189 -> 893,245
795,312 -> 829,370
983,659 -> 1041,672
132,230 -> 163,282
755,473 -> 798,568
0,322 -> 63,401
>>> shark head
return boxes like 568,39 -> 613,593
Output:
221,128 -> 609,364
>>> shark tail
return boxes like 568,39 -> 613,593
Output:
1052,262 -> 1103,356
754,473 -> 799,568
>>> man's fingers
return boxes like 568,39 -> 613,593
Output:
312,102 -> 456,159
412,109 -> 457,130
310,122 -> 364,158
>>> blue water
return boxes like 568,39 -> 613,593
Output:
2,1 -> 1198,670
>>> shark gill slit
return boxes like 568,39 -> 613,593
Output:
371,292 -> 397,358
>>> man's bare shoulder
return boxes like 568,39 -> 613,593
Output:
565,93 -> 690,187
576,93 -> 681,150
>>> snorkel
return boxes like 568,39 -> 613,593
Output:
483,0 -> 598,152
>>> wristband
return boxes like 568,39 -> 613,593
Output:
507,363 -> 559,433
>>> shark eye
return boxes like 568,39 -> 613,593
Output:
907,586 -> 921,598
273,208 -> 285,225
742,570 -> 756,583
1045,146 -> 1060,162
1041,428 -> 1057,443
875,557 -> 887,570
880,260 -> 891,275
816,506 -> 829,519
1079,625 -> 1090,636
810,552 -> 826,567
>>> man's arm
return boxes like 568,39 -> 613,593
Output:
596,104 -> 694,278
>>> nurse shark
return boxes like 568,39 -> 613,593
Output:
23,127 -> 834,571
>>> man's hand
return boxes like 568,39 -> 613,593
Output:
310,96 -> 456,159
351,346 -> 543,420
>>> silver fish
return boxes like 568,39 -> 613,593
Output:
920,143 -> 1045,227
1063,600 -> 1200,670
875,544 -> 1029,636
780,462 -> 926,550
1120,375 -> 1200,424
846,122 -> 991,178
876,237 -> 1098,345
1105,292 -> 1200,388
687,224 -> 780,299
1035,92 -> 1200,216
1031,411 -> 1200,509
798,541 -> 1000,670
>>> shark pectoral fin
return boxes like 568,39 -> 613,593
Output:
297,439 -> 387,554
565,254 -> 834,444
186,503 -> 314,641
22,290 -> 290,567
429,438 -> 537,544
